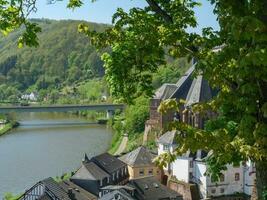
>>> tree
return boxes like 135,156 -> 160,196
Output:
1,0 -> 267,198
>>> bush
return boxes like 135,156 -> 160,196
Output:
124,96 -> 149,137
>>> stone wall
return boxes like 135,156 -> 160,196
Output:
168,180 -> 200,200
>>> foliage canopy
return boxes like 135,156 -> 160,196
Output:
1,0 -> 267,198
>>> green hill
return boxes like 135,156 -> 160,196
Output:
0,19 -> 108,102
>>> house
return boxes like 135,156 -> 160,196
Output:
91,153 -> 129,185
119,146 -> 162,180
128,176 -> 183,200
71,153 -> 129,196
71,156 -> 111,196
19,177 -> 97,200
157,131 -> 256,199
21,92 -> 38,101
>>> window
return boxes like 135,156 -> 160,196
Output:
148,169 -> 153,175
163,145 -> 169,151
107,177 -> 110,183
235,173 -> 240,181
220,188 -> 225,194
139,169 -> 144,176
112,173 -> 115,181
189,161 -> 193,168
99,179 -> 103,186
220,174 -> 225,182
211,189 -> 216,194
157,170 -> 160,175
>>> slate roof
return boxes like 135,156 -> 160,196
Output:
185,75 -> 213,107
101,185 -> 135,191
158,130 -> 178,145
92,153 -> 127,174
59,180 -> 98,200
41,177 -> 70,200
129,176 -> 182,200
71,161 -> 110,181
170,64 -> 195,100
154,84 -> 178,100
99,189 -> 135,200
152,63 -> 216,107
119,146 -> 156,167
25,177 -> 97,200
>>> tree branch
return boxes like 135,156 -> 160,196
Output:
145,0 -> 173,23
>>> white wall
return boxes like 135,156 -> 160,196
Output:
172,158 -> 190,182
205,164 -> 244,198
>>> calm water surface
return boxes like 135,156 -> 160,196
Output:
0,113 -> 112,198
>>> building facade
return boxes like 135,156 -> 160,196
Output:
157,131 -> 256,199
119,146 -> 162,180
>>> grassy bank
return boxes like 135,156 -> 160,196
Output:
0,121 -> 18,136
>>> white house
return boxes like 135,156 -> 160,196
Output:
157,130 -> 256,199
21,92 -> 38,101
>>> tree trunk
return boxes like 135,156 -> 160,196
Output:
256,160 -> 267,200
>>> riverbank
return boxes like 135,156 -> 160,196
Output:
0,121 -> 19,136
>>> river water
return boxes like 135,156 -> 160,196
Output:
0,113 -> 112,199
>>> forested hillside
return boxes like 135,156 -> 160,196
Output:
0,19 -> 108,102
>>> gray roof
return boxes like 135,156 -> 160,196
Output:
101,185 -> 135,191
71,161 -> 110,181
154,84 -> 178,100
129,176 -> 182,200
99,189 -> 135,200
158,130 -> 178,145
185,75 -> 213,107
119,146 -> 156,167
170,64 -> 195,99
41,177 -> 70,200
153,63 -> 215,106
92,153 -> 127,174
59,180 -> 97,200
26,178 -> 98,200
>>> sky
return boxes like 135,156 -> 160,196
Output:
29,0 -> 219,33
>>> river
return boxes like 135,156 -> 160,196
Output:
0,112 -> 112,199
